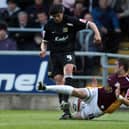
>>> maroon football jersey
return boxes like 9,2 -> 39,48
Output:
98,73 -> 129,112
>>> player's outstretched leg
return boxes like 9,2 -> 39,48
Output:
37,82 -> 88,100
37,82 -> 74,95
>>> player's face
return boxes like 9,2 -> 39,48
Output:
115,61 -> 123,74
52,13 -> 64,23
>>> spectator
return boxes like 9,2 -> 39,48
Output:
0,0 -> 21,26
34,11 -> 48,48
10,11 -> 37,50
75,0 -> 98,13
15,0 -> 33,10
72,1 -> 88,18
109,0 -> 129,40
35,11 -> 48,29
0,21 -> 17,50
92,0 -> 121,53
52,0 -> 73,15
26,0 -> 49,21
63,0 -> 75,10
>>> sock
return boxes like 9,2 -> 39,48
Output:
58,94 -> 63,104
62,77 -> 73,114
46,85 -> 74,95
65,77 -> 73,86
63,77 -> 73,102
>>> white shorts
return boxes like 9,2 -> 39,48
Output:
80,88 -> 104,119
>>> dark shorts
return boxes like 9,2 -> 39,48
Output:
50,52 -> 75,76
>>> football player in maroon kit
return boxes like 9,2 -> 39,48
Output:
38,58 -> 129,120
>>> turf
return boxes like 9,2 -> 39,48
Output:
0,110 -> 128,129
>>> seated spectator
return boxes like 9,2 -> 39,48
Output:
63,0 -> 75,11
0,21 -> 17,50
92,0 -> 121,53
0,0 -> 21,26
34,11 -> 48,48
10,11 -> 38,50
35,10 -> 48,29
51,0 -> 73,15
72,1 -> 88,18
109,0 -> 129,40
15,0 -> 34,10
26,0 -> 49,21
75,0 -> 98,13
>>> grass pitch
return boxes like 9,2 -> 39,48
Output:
0,110 -> 128,129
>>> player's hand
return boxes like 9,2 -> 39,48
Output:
94,34 -> 102,44
40,40 -> 47,58
115,82 -> 121,99
40,50 -> 46,58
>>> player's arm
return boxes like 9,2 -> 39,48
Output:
40,39 -> 48,58
87,21 -> 102,43
40,29 -> 48,58
120,96 -> 129,106
115,84 -> 129,106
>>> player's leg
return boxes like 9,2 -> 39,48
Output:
54,75 -> 71,118
61,53 -> 75,119
59,64 -> 74,119
63,64 -> 75,101
38,83 -> 90,99
50,53 -> 72,119
54,74 -> 64,104
50,53 -> 65,106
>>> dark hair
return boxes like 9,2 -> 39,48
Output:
0,21 -> 7,31
49,4 -> 64,15
118,58 -> 129,72
36,10 -> 47,15
7,0 -> 17,4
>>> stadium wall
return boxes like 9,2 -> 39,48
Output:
0,94 -> 59,110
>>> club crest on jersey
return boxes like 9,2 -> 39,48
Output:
63,27 -> 68,32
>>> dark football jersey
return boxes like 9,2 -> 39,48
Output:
43,15 -> 88,53
98,73 -> 129,113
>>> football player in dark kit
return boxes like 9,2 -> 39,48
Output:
38,58 -> 129,120
39,4 -> 101,119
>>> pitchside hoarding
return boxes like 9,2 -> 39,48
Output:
0,52 -> 55,93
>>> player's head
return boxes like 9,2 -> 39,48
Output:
115,58 -> 129,74
49,4 -> 64,23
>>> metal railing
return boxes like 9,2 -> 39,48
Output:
0,51 -> 129,86
8,27 -> 42,32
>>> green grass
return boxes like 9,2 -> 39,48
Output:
0,110 -> 129,129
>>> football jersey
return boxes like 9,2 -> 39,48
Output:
98,73 -> 129,113
43,15 -> 88,53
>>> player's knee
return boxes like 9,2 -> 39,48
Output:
72,89 -> 86,99
54,75 -> 64,84
64,64 -> 74,74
